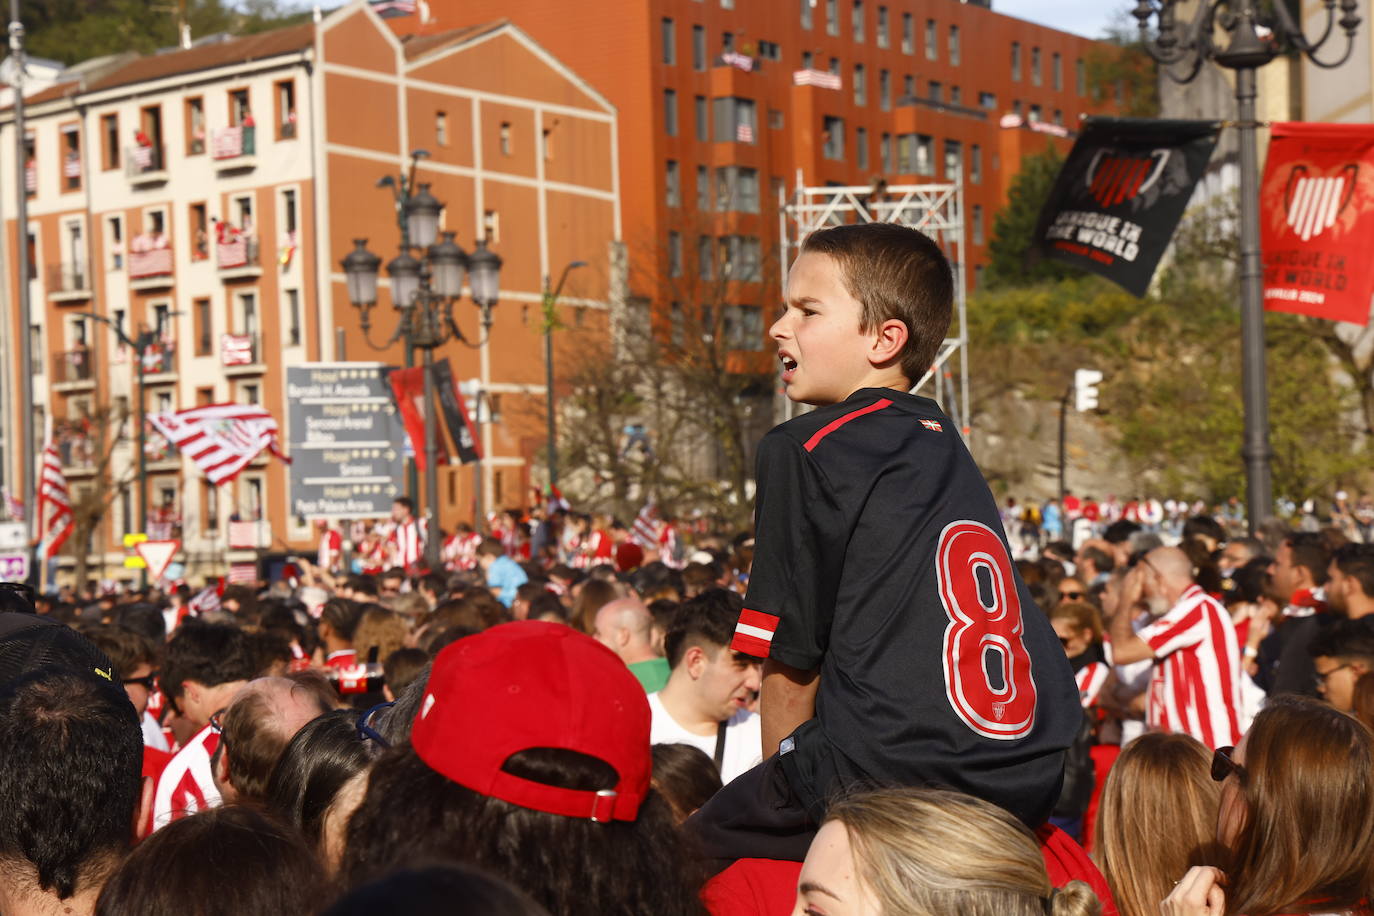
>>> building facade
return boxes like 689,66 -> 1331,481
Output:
0,4 -> 619,583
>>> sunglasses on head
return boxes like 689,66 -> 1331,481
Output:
1211,745 -> 1246,783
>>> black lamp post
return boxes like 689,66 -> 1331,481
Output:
1131,0 -> 1360,534
340,151 -> 503,569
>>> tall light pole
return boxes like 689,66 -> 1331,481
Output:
8,0 -> 34,572
1132,0 -> 1361,534
78,311 -> 160,589
340,150 -> 503,570
543,260 -> 586,491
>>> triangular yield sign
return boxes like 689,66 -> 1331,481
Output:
134,540 -> 181,583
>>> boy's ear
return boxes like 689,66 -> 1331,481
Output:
869,317 -> 909,367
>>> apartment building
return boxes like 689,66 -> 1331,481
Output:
0,3 -> 619,582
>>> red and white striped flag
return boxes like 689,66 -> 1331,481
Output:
631,502 -> 659,550
39,440 -> 73,559
147,404 -> 290,485
2,487 -> 23,521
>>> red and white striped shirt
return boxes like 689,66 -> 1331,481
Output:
317,528 -> 342,574
152,724 -> 221,829
443,531 -> 482,571
1075,661 -> 1110,709
1139,585 -> 1243,749
386,518 -> 424,570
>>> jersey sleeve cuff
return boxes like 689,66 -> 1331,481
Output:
731,608 -> 780,658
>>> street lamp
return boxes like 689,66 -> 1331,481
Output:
542,260 -> 588,490
77,311 -> 167,588
1131,0 -> 1361,534
340,151 -> 503,570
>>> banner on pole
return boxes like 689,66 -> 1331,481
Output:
386,366 -> 449,472
432,358 -> 482,465
1032,117 -> 1220,297
1262,122 -> 1374,325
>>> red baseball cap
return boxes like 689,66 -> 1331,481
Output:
410,620 -> 651,822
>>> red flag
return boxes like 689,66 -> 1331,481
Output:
39,442 -> 73,559
1262,122 -> 1374,325
388,367 -> 448,471
147,404 -> 289,485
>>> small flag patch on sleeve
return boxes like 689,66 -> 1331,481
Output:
920,419 -> 943,432
732,608 -> 780,658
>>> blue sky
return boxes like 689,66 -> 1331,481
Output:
993,1 -> 1138,40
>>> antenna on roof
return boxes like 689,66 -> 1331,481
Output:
313,3 -> 322,22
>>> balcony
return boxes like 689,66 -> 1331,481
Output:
212,125 -> 256,171
125,144 -> 168,186
24,162 -> 34,194
56,433 -> 98,476
217,234 -> 261,280
63,153 -> 81,190
46,262 -> 91,302
53,349 -> 95,391
140,339 -> 177,381
129,234 -> 174,290
220,333 -> 264,376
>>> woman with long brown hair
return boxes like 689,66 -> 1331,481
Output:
1095,733 -> 1222,916
1163,695 -> 1374,916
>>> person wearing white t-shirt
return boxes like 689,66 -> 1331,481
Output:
649,589 -> 763,784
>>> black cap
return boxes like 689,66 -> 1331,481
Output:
0,613 -> 117,689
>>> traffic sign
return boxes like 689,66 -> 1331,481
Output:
134,540 -> 180,582
0,523 -> 25,550
0,552 -> 29,582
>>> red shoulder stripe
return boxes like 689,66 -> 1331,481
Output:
802,398 -> 893,453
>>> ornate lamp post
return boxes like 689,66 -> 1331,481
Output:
340,151 -> 503,570
1131,0 -> 1360,534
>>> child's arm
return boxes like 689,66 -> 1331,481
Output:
760,658 -> 819,758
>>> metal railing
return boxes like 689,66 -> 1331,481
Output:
53,349 -> 95,383
216,234 -> 260,270
125,143 -> 167,177
47,262 -> 89,293
212,124 -> 257,160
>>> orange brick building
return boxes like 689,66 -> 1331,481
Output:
0,3 -> 618,583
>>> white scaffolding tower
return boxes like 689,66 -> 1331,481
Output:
778,176 -> 970,441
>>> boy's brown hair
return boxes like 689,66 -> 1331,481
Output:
801,222 -> 954,384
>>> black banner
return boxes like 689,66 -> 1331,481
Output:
1032,117 -> 1220,297
432,358 -> 482,465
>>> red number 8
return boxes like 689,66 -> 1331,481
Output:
937,520 -> 1038,740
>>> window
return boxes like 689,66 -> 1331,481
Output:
723,30 -> 734,53
667,231 -> 682,278
876,6 -> 889,47
949,26 -> 960,65
186,97 -> 205,155
194,297 -> 213,355
282,189 -> 298,235
107,216 -> 123,270
483,209 -> 499,244
1029,103 -> 1042,122
881,132 -> 892,171
974,264 -> 984,288
903,74 -> 915,99
286,289 -> 301,346
718,236 -> 762,282
853,64 -> 866,106
541,127 -> 554,160
950,85 -> 961,106
229,88 -> 250,126
30,327 -> 42,375
1053,52 -> 1063,91
697,165 -> 710,210
979,91 -> 997,108
1013,99 -> 1023,116
662,18 -> 675,65
1032,46 -> 1042,85
723,304 -> 763,349
436,110 -> 448,146
189,202 -> 208,260
60,125 -> 80,192
664,89 -> 678,136
499,121 -> 512,155
101,113 -> 119,170
973,205 -> 984,244
713,97 -> 758,143
970,144 -> 982,184
826,0 -> 838,35
856,126 -> 868,169
275,79 -> 296,138
666,160 -> 681,207
901,12 -> 914,54
238,292 -> 258,337
242,385 -> 259,407
898,133 -> 934,174
879,69 -> 891,111
147,208 -> 167,235
153,303 -> 172,338
1076,58 -> 1086,96
801,0 -> 812,29
759,40 -> 782,60
928,80 -> 942,103
769,107 -> 785,129
925,19 -> 937,60
693,24 -> 707,70
944,139 -> 962,180
695,95 -> 708,141
822,116 -> 844,160
715,165 -> 760,212
802,50 -> 814,69
1054,108 -> 1064,126
22,132 -> 34,196
851,0 -> 864,42
698,235 -> 713,280
1011,42 -> 1022,81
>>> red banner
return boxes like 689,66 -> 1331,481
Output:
1262,122 -> 1374,325
387,366 -> 448,472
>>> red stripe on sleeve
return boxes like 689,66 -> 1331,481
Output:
738,608 -> 780,633
803,399 -> 893,452
731,631 -> 774,658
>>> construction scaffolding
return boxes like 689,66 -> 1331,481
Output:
778,176 -> 970,441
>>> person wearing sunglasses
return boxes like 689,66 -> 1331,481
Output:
1306,618 -> 1374,714
1163,695 -> 1374,916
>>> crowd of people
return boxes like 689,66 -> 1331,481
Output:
4,221 -> 1374,916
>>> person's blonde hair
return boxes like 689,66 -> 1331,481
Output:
351,607 -> 409,665
1093,732 -> 1222,916
826,788 -> 1099,916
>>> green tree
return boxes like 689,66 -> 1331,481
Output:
983,145 -> 1086,290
